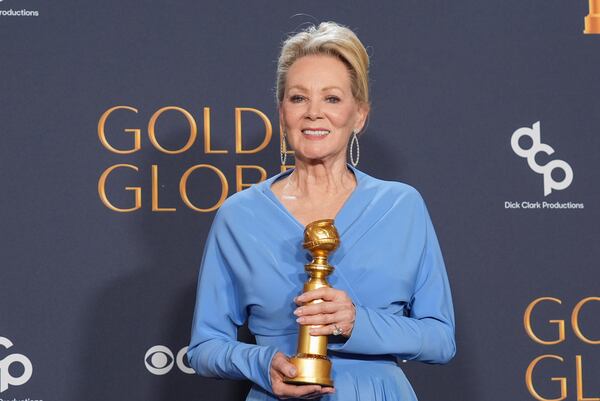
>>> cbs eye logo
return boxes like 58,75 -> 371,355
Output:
0,337 -> 33,393
511,121 -> 573,196
144,345 -> 194,375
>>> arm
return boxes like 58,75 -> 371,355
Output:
328,193 -> 456,364
186,208 -> 278,392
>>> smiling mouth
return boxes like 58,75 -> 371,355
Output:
301,129 -> 330,136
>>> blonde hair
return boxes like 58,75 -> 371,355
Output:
275,21 -> 371,112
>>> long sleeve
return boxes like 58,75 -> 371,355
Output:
328,193 -> 456,364
187,207 -> 279,393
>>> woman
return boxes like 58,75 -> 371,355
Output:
187,21 -> 456,400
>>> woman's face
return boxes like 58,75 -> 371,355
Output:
279,53 -> 368,165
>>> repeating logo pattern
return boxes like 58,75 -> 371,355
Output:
144,345 -> 194,375
0,337 -> 33,393
511,121 -> 573,196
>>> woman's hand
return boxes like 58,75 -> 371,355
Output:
294,287 -> 356,338
270,352 -> 335,399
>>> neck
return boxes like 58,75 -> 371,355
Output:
287,158 -> 356,196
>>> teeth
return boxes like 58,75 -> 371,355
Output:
302,129 -> 330,136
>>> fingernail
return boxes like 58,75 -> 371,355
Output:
296,317 -> 303,323
290,368 -> 297,376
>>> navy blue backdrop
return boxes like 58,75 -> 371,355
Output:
1,1 -> 598,400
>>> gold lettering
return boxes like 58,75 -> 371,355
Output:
98,164 -> 141,212
203,107 -> 228,154
576,355 -> 599,401
98,106 -> 140,154
180,164 -> 228,212
148,106 -> 197,154
236,165 -> 267,192
151,165 -> 176,212
572,297 -> 600,345
235,107 -> 272,154
525,355 -> 567,401
524,297 -> 565,345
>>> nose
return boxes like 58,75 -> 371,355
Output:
305,99 -> 323,120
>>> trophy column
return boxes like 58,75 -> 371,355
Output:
284,219 -> 339,387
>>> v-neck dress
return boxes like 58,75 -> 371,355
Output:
187,163 -> 456,401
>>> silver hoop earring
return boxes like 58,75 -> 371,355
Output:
280,133 -> 288,165
350,130 -> 360,167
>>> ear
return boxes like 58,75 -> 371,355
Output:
354,102 -> 370,133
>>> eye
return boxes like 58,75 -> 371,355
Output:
289,94 -> 305,103
145,345 -> 174,375
325,96 -> 341,103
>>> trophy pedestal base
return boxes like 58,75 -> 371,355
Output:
585,15 -> 600,34
283,355 -> 333,387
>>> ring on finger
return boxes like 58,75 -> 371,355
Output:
332,324 -> 343,336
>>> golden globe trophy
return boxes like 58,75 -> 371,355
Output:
585,0 -> 600,34
283,219 -> 339,387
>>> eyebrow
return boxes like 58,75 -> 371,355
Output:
288,85 -> 344,92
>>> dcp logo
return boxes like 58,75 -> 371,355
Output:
0,336 -> 33,393
144,345 -> 194,375
511,121 -> 573,196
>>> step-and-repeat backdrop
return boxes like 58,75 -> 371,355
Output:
1,1 -> 598,400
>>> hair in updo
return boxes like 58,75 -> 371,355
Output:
275,21 -> 371,112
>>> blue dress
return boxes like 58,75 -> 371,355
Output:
187,163 -> 456,400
